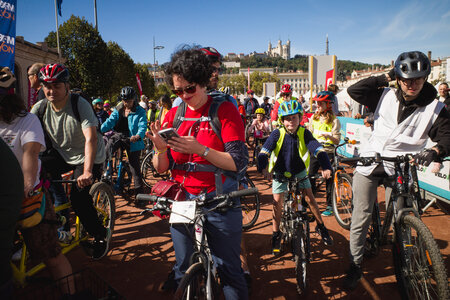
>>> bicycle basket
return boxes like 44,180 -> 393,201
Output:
15,268 -> 124,300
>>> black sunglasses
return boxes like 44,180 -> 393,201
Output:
172,85 -> 196,96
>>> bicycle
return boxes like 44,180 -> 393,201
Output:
353,153 -> 449,299
137,188 -> 258,300
329,138 -> 359,230
11,179 -> 115,287
140,147 -> 170,189
244,114 -> 256,148
239,173 -> 261,230
277,175 -> 315,295
103,135 -> 133,196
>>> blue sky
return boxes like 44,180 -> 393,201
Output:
16,0 -> 450,66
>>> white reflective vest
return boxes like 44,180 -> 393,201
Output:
357,88 -> 444,176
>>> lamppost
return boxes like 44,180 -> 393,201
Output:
153,36 -> 164,81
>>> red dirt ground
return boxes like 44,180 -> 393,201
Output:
19,166 -> 450,299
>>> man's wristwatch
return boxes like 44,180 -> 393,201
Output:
201,146 -> 210,158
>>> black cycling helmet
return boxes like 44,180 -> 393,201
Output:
39,64 -> 70,83
120,86 -> 136,101
200,47 -> 222,63
394,51 -> 431,79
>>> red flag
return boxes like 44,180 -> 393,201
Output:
325,69 -> 334,90
136,72 -> 143,96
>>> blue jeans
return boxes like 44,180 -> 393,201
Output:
170,178 -> 248,300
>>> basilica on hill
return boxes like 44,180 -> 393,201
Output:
266,39 -> 291,60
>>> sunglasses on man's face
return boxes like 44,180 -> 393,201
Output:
172,85 -> 196,96
212,66 -> 223,74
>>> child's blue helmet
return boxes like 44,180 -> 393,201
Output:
278,100 -> 303,122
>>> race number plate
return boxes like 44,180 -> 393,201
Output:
169,201 -> 196,224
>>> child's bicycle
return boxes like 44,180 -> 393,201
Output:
11,179 -> 115,287
353,153 -> 448,299
277,175 -> 315,295
137,188 -> 258,300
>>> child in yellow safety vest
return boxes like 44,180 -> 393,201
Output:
308,91 -> 341,217
257,100 -> 334,255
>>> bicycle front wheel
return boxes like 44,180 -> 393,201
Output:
293,223 -> 308,295
174,262 -> 220,300
90,182 -> 115,232
332,172 -> 353,230
240,174 -> 260,230
393,214 -> 449,300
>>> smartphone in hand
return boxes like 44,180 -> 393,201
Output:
158,128 -> 180,142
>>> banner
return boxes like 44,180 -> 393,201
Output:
325,69 -> 334,90
0,0 -> 17,72
135,72 -> 143,96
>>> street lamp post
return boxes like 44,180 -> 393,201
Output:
153,36 -> 164,81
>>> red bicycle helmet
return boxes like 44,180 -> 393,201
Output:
38,64 -> 69,83
280,84 -> 292,94
200,47 -> 222,61
247,89 -> 254,95
313,91 -> 334,111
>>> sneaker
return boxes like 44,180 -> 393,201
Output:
92,228 -> 112,260
316,223 -> 333,246
57,229 -> 73,244
321,206 -> 334,217
343,262 -> 362,290
271,231 -> 282,255
11,248 -> 23,261
161,270 -> 178,292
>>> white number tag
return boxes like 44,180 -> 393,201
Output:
169,201 -> 196,224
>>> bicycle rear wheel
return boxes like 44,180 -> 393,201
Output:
140,152 -> 169,188
174,262 -> 220,300
245,123 -> 255,149
293,223 -> 308,295
332,172 -> 353,230
364,201 -> 381,258
90,182 -> 115,232
393,214 -> 449,300
240,174 -> 260,230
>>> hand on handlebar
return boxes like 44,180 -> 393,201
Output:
77,171 -> 93,189
415,148 -> 439,167
321,169 -> 332,180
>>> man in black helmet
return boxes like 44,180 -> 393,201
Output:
343,51 -> 450,290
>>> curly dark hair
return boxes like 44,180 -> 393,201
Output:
164,46 -> 213,88
0,94 -> 27,124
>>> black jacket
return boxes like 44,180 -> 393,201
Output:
347,75 -> 450,158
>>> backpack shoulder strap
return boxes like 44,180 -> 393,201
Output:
207,95 -> 227,142
70,93 -> 81,123
173,101 -> 187,130
36,98 -> 48,121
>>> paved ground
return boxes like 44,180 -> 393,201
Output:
20,166 -> 450,299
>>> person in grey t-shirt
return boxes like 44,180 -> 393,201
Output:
31,64 -> 110,260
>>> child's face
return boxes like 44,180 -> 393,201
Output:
316,101 -> 328,113
282,114 -> 300,133
256,113 -> 264,121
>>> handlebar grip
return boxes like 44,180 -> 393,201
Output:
339,157 -> 362,163
52,179 -> 78,184
229,187 -> 258,198
136,194 -> 159,202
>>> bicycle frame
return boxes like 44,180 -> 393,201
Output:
11,203 -> 87,287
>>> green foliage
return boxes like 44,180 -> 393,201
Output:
45,15 -> 113,98
154,84 -> 172,100
107,41 -> 135,99
44,15 -> 157,101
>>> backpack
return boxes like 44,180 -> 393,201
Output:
172,92 -> 229,142
36,94 -> 102,150
17,186 -> 46,228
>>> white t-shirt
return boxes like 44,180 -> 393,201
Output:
0,113 -> 46,187
139,101 -> 148,111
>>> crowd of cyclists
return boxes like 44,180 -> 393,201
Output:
0,47 -> 449,299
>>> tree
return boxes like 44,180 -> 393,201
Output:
219,72 -> 280,95
45,15 -> 112,98
154,84 -> 172,100
107,41 -> 135,99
